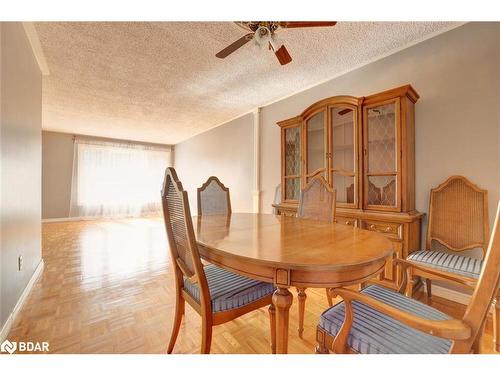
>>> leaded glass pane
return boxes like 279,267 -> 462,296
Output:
367,103 -> 396,173
284,127 -> 300,176
368,175 -> 396,206
285,178 -> 300,201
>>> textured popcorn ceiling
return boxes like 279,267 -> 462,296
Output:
36,22 -> 460,144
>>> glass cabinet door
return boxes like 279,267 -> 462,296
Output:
283,125 -> 301,201
365,100 -> 399,209
305,111 -> 326,182
330,106 -> 356,206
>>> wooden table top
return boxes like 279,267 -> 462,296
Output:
194,213 -> 393,272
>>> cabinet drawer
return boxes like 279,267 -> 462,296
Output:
334,216 -> 357,227
361,220 -> 402,239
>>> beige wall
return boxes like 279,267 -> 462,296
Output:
174,22 -> 500,243
42,131 -> 74,219
174,113 -> 255,215
1,22 -> 42,328
260,22 -> 500,235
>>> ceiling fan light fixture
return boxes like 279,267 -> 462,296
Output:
216,21 -> 337,66
253,26 -> 271,47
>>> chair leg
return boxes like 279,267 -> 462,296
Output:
326,288 -> 333,306
404,267 -> 414,297
494,297 -> 500,352
297,288 -> 307,338
426,279 -> 432,298
315,343 -> 330,354
268,303 -> 276,354
472,318 -> 486,354
167,292 -> 185,354
201,317 -> 213,354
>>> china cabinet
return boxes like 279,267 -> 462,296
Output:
273,85 -> 423,289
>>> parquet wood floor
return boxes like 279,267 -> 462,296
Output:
7,217 -> 497,353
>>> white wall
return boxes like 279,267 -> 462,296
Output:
0,22 -> 42,328
174,22 -> 500,242
174,113 -> 254,215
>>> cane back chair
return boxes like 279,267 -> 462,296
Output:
197,176 -> 231,216
296,175 -> 337,337
404,176 -> 498,351
298,175 -> 336,222
316,200 -> 500,354
162,168 -> 275,354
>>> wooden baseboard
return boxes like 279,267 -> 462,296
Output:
42,217 -> 87,223
0,259 -> 44,341
42,214 -> 162,223
431,284 -> 472,306
423,283 -> 496,314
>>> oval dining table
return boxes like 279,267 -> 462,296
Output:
194,212 -> 393,354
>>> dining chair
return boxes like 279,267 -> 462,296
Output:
298,175 -> 336,222
162,168 -> 275,354
404,176 -> 498,350
405,176 -> 489,296
296,175 -> 336,337
315,200 -> 500,354
197,176 -> 231,216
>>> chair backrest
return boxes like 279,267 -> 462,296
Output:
451,201 -> 500,353
298,175 -> 336,222
197,176 -> 232,216
161,168 -> 211,307
427,176 -> 489,255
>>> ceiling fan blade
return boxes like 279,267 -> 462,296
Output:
216,33 -> 254,58
274,44 -> 292,66
278,21 -> 337,29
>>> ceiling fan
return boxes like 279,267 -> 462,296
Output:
215,22 -> 337,66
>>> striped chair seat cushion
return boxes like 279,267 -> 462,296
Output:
183,264 -> 274,312
319,285 -> 452,354
407,250 -> 483,278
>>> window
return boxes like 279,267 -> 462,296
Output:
70,137 -> 172,218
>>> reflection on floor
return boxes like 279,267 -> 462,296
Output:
7,217 -> 497,353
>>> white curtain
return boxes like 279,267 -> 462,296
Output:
70,137 -> 172,218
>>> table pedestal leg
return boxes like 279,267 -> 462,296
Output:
272,287 -> 293,354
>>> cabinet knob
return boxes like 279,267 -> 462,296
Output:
385,226 -> 392,232
345,221 -> 352,225
369,224 -> 376,230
